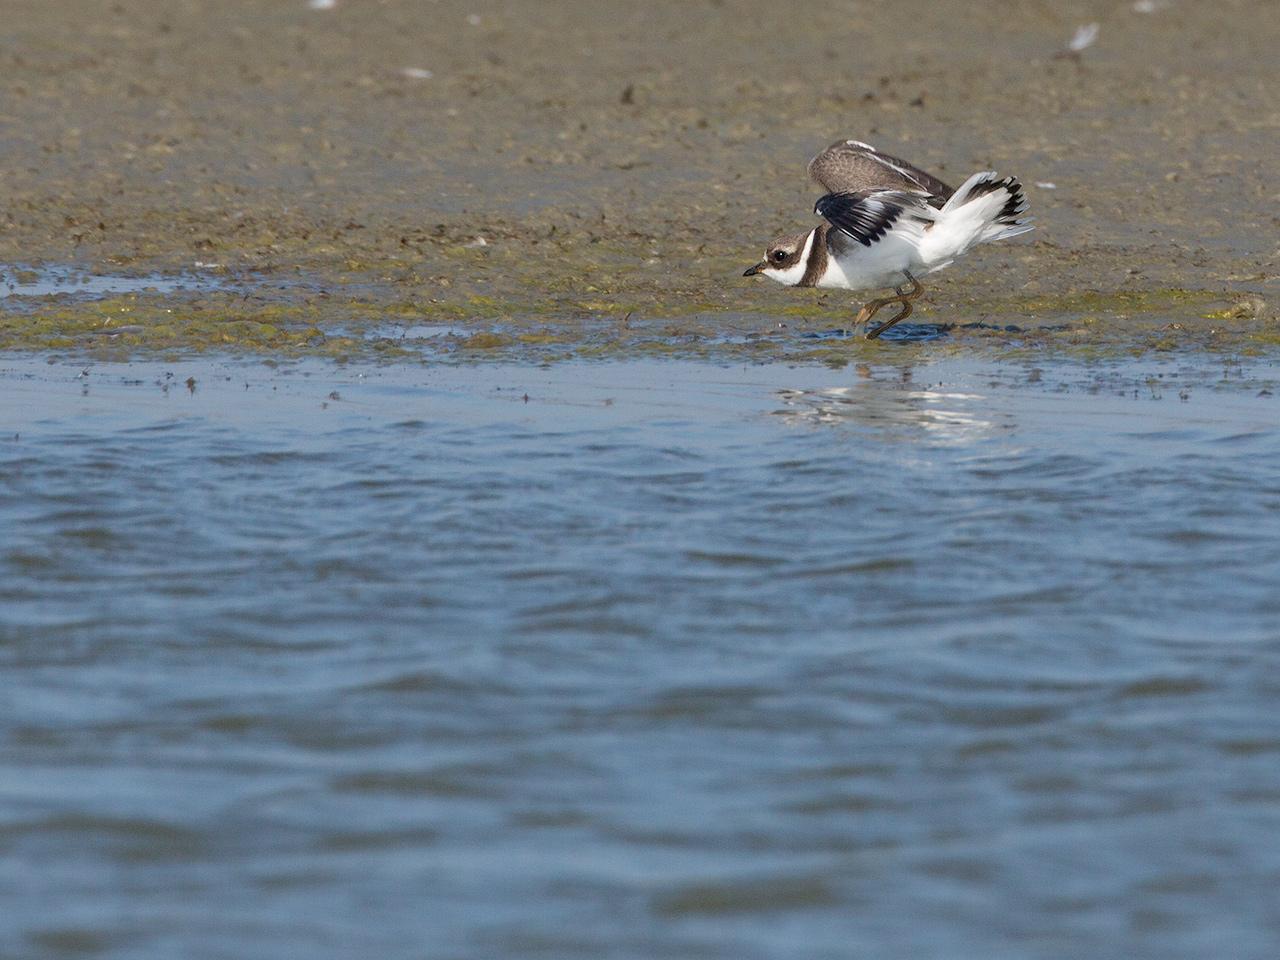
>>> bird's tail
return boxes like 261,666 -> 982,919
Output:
939,171 -> 1034,245
912,171 -> 1033,274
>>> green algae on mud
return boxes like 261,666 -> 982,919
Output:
3,272 -> 1276,365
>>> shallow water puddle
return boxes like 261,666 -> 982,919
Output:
362,323 -> 462,341
0,264 -> 227,304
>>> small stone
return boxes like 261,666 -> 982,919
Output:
1227,295 -> 1265,319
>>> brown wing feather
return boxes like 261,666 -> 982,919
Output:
807,140 -> 953,206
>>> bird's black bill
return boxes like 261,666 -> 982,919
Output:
743,262 -> 766,277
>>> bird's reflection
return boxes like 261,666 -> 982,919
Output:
773,363 -> 1006,443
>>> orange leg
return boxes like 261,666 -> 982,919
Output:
862,272 -> 924,340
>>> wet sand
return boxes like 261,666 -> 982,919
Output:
1,0 -> 1277,354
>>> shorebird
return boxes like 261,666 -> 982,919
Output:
743,140 -> 1034,339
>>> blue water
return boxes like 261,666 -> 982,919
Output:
2,356 -> 1279,959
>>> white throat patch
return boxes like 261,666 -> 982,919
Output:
762,230 -> 815,286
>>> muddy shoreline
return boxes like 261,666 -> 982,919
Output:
1,0 -> 1277,357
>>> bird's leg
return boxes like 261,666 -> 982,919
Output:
864,272 -> 924,341
865,299 -> 914,340
852,294 -> 900,328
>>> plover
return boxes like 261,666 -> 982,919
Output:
743,140 -> 1033,339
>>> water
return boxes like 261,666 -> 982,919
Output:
0,266 -> 227,304
2,356 -> 1279,960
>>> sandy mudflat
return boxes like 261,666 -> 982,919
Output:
0,0 -> 1277,355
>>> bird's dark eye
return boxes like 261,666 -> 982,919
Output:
771,250 -> 787,262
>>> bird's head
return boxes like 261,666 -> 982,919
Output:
743,231 -> 811,285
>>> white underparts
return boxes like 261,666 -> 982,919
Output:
815,171 -> 1033,291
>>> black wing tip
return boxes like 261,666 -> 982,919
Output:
815,191 -> 903,247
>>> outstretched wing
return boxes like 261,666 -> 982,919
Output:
814,189 -> 936,247
808,140 -> 953,205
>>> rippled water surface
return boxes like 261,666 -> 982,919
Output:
3,355 -> 1279,960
